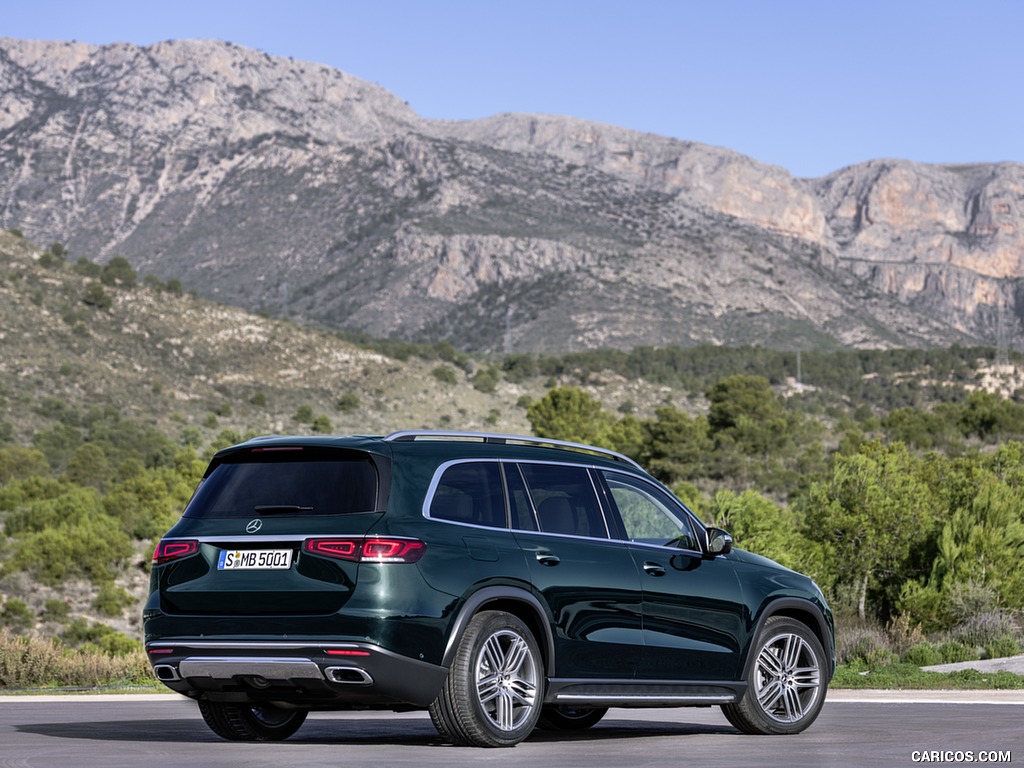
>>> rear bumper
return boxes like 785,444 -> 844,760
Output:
145,639 -> 448,709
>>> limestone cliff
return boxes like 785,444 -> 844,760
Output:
0,38 -> 1018,352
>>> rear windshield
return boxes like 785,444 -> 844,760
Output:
183,449 -> 379,518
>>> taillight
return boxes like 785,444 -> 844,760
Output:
153,539 -> 199,564
303,537 -> 425,563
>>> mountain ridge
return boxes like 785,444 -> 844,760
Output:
1,37 -> 1021,352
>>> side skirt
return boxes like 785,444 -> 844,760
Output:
545,678 -> 747,708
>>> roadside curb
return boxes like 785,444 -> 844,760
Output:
0,693 -> 182,703
827,689 -> 1024,704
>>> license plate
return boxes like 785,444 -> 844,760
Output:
217,549 -> 293,570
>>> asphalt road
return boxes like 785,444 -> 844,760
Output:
1,694 -> 1021,768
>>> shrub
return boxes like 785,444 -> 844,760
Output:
837,627 -> 892,665
0,599 -> 34,632
73,257 -> 102,277
0,630 -> 63,687
93,584 -> 135,617
902,642 -> 943,667
947,581 -> 1000,623
336,393 -> 360,413
985,635 -> 1021,660
472,367 -> 500,394
886,612 -> 926,656
293,404 -> 314,423
41,599 -> 69,624
62,619 -> 139,656
11,514 -> 133,585
0,629 -> 151,688
82,282 -> 112,309
938,641 -> 976,664
311,414 -> 332,433
949,611 -> 1017,648
5,487 -> 103,535
100,256 -> 137,287
431,365 -> 458,385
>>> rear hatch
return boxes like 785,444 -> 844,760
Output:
154,442 -> 390,616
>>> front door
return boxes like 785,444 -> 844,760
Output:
599,470 -> 746,681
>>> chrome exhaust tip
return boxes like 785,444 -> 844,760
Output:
324,666 -> 373,685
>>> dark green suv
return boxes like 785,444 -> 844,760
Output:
143,430 -> 834,746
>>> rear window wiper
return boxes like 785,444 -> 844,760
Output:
254,505 -> 314,515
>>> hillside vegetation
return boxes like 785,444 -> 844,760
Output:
2,230 -> 1023,687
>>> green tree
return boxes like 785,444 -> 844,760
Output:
82,282 -> 112,310
471,366 -> 500,393
64,443 -> 112,489
527,386 -> 617,449
73,257 -> 102,277
100,256 -> 137,287
640,406 -> 711,483
706,375 -> 789,456
900,476 -> 1024,629
802,441 -> 937,619
708,489 -> 821,576
0,446 -> 50,485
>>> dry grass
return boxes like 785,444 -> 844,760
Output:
0,629 -> 152,689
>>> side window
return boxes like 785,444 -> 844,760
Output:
429,462 -> 506,528
602,471 -> 699,551
503,463 -> 538,531
519,463 -> 608,539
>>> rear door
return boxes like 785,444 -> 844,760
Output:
510,462 -> 644,680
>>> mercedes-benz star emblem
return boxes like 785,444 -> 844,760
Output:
245,519 -> 263,534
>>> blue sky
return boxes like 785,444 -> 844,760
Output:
4,0 -> 1022,178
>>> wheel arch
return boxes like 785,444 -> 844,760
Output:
743,598 -> 835,681
442,586 -> 555,676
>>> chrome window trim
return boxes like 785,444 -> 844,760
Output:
423,457 -> 629,540
598,469 -> 706,557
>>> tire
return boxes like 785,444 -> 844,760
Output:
429,610 -> 543,747
536,705 -> 608,731
197,700 -> 308,741
721,616 -> 828,735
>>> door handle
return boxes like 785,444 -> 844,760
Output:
536,552 -> 560,566
643,561 -> 666,577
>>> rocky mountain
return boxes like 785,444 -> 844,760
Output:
1,37 -> 1021,353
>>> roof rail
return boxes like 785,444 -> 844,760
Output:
383,430 -> 643,470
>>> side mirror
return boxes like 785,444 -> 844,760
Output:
705,527 -> 733,557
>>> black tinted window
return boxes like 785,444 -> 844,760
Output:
519,463 -> 607,538
429,462 -> 506,528
503,463 -> 538,532
184,449 -> 378,518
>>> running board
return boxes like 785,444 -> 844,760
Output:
545,679 -> 746,707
